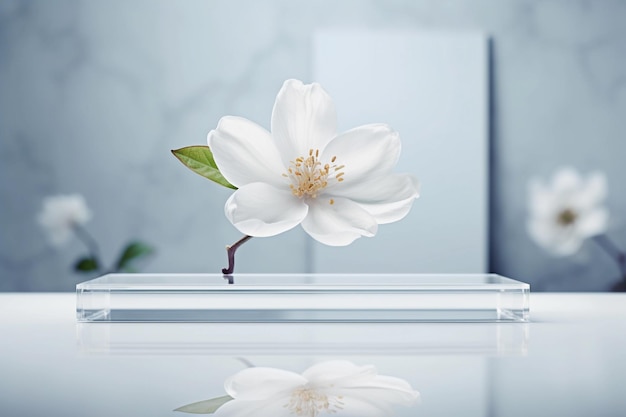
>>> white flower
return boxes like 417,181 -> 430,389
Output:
527,168 -> 608,256
208,79 -> 419,246
37,194 -> 92,246
215,360 -> 419,417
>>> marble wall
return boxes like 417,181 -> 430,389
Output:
1,0 -> 625,291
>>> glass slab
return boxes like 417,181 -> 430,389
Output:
76,273 -> 529,323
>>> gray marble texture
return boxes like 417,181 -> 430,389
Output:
1,0 -> 625,291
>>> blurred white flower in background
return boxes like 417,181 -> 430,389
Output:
176,360 -> 420,417
527,167 -> 626,291
37,194 -> 154,276
37,194 -> 92,246
527,168 -> 608,256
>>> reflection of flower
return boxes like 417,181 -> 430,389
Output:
208,79 -> 420,247
176,360 -> 419,416
527,168 -> 608,256
37,194 -> 92,246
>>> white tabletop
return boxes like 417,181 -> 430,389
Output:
1,293 -> 625,416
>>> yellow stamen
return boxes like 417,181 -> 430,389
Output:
557,209 -> 577,226
330,199 -> 334,205
283,149 -> 346,199
284,387 -> 344,417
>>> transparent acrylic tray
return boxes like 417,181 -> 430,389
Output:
76,273 -> 529,323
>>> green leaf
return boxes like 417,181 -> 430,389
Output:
174,395 -> 234,414
74,257 -> 99,272
172,146 -> 237,190
115,241 -> 155,272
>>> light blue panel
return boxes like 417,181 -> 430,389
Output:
313,31 -> 488,273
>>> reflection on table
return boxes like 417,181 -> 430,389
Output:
1,294 -> 625,416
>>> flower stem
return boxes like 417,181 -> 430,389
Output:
222,235 -> 252,275
72,223 -> 102,271
592,234 -> 626,279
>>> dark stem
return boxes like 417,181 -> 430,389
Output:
593,234 -> 626,280
222,235 -> 252,275
72,223 -> 102,272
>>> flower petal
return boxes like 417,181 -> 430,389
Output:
224,367 -> 306,401
302,360 -> 376,385
208,116 -> 285,188
271,79 -> 337,165
304,361 -> 419,408
339,174 -> 420,224
528,179 -> 558,218
552,167 -> 582,194
301,197 -> 378,246
214,397 -> 293,417
320,124 -> 401,189
527,219 -> 583,256
577,208 -> 608,238
225,183 -> 308,237
574,171 -> 607,211
338,375 -> 420,406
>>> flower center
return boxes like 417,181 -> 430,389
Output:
557,209 -> 577,226
283,149 -> 345,200
284,386 -> 344,417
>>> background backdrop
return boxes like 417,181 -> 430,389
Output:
1,0 -> 625,291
